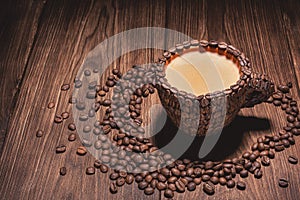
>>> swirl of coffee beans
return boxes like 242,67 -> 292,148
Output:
39,40 -> 300,199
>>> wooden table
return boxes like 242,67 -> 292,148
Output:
1,0 -> 299,199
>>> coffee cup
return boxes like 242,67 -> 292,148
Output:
155,40 -> 274,136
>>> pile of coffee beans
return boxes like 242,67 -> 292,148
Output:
39,63 -> 299,198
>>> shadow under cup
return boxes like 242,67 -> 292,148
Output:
155,40 -> 275,136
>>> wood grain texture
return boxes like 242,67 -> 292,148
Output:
0,0 -> 45,154
0,0 -> 299,199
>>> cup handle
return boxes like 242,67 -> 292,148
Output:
242,72 -> 275,108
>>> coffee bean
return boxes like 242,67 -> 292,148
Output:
175,180 -> 185,193
61,112 -> 69,119
77,146 -> 87,155
219,177 -> 226,185
288,155 -> 298,164
237,181 -> 246,190
36,130 -> 44,137
205,161 -> 214,169
278,178 -> 288,188
138,181 -> 148,190
203,181 -> 215,195
187,182 -> 196,191
227,180 -> 235,188
171,168 -> 181,177
110,183 -> 117,194
103,125 -> 111,134
68,133 -> 76,141
164,189 -> 174,198
84,69 -> 91,76
275,145 -> 285,152
47,102 -> 55,109
86,167 -> 95,175
254,169 -> 262,179
76,102 -> 86,110
75,80 -> 82,88
268,150 -> 275,159
156,182 -> 167,190
287,115 -> 295,123
261,156 -> 270,166
277,85 -> 289,93
54,115 -> 63,123
56,145 -> 66,153
83,125 -> 91,133
125,174 -> 134,184
144,187 -> 154,195
273,100 -> 281,106
242,151 -> 251,159
202,174 -> 210,182
60,167 -> 67,176
116,177 -> 125,186
210,176 -> 219,185
61,84 -> 70,91
193,177 -> 201,185
240,170 -> 248,178
68,123 -> 76,131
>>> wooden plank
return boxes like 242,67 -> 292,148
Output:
0,0 -> 45,155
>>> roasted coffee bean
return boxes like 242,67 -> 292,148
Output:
205,161 -> 214,169
219,177 -> 227,185
275,145 -> 285,152
187,182 -> 196,191
86,167 -> 95,175
47,102 -> 55,109
102,99 -> 111,106
278,178 -> 289,188
254,169 -> 262,179
160,168 -> 170,177
168,183 -> 176,191
103,125 -> 111,134
227,180 -> 235,188
54,115 -> 63,123
277,85 -> 289,93
56,145 -> 66,153
193,177 -> 201,185
288,155 -> 298,164
116,177 -> 125,187
173,181 -> 184,193
36,130 -> 44,137
291,128 -> 300,135
61,84 -> 70,91
261,156 -> 270,166
138,181 -> 148,190
74,80 -> 82,88
273,100 -> 281,106
68,133 -> 76,141
156,182 -> 167,190
157,174 -> 167,182
164,189 -> 174,198
60,167 -> 67,176
242,151 -> 251,159
210,176 -> 219,185
83,125 -> 91,133
110,183 -> 117,194
125,174 -> 134,184
144,187 -> 154,195
61,112 -> 69,119
135,175 -> 143,183
76,102 -> 86,110
268,150 -> 275,159
171,168 -> 181,177
249,153 -> 257,162
68,123 -> 76,131
77,146 -> 87,155
84,69 -> 91,76
168,176 -> 177,183
202,174 -> 210,182
203,182 -> 215,195
240,170 -> 248,178
287,115 -> 295,123
237,181 -> 246,190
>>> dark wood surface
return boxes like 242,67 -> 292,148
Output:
0,0 -> 299,199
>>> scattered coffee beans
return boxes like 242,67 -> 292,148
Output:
278,178 -> 289,188
288,156 -> 298,164
60,167 -> 67,176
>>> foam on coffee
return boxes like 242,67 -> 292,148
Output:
165,51 -> 240,96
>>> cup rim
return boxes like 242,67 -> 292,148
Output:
156,40 -> 252,101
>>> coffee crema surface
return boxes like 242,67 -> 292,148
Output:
165,51 -> 240,96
